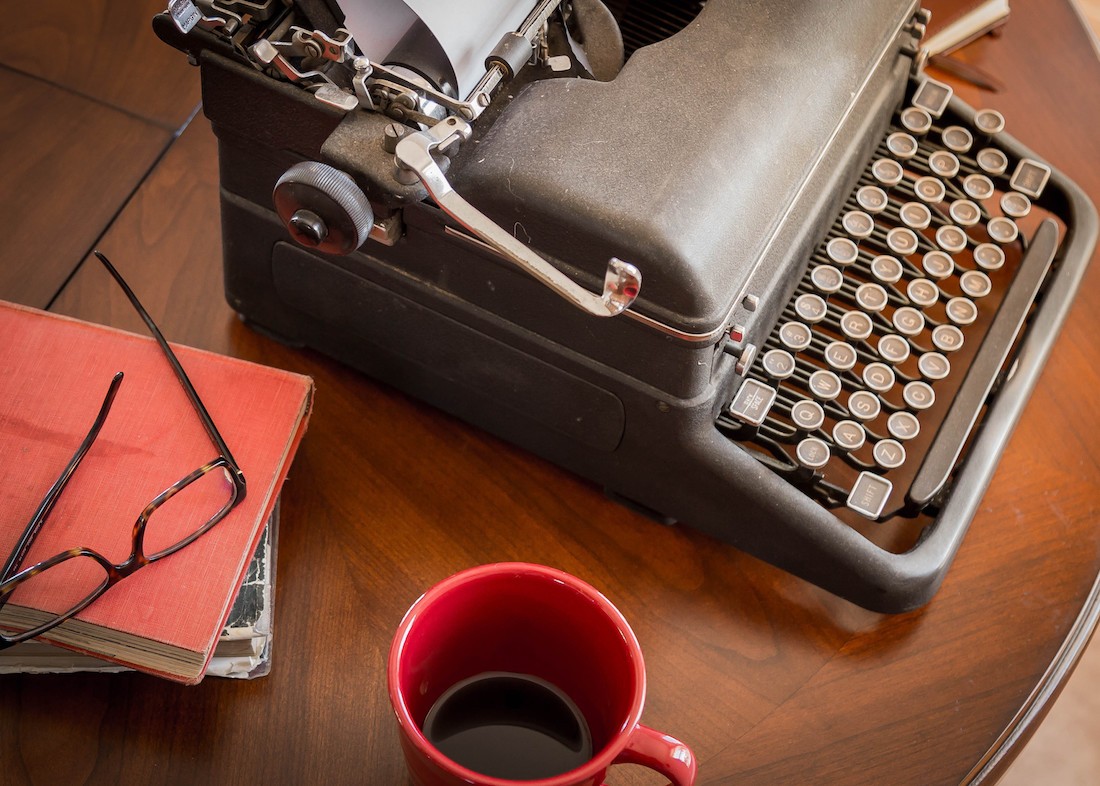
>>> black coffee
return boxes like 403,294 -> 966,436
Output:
422,671 -> 593,780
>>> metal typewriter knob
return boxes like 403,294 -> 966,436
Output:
273,162 -> 375,255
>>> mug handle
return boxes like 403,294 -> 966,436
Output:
605,723 -> 697,786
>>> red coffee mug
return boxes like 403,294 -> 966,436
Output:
388,562 -> 697,786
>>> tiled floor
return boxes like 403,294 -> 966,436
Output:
996,9 -> 1100,784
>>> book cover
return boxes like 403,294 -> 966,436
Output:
0,301 -> 312,684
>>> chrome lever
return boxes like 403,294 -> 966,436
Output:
394,117 -> 641,317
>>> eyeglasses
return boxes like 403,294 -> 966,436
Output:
0,252 -> 247,648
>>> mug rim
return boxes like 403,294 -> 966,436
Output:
387,562 -> 647,786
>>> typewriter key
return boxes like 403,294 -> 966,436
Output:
808,370 -> 843,402
903,381 -> 936,410
886,131 -> 919,160
779,321 -> 813,352
794,293 -> 828,323
899,201 -> 932,230
892,307 -> 926,337
932,324 -> 965,352
987,216 -> 1019,244
870,255 -> 904,284
918,351 -> 951,380
857,185 -> 889,214
827,237 -> 859,265
1000,191 -> 1032,218
811,264 -> 844,294
976,148 -> 1009,176
729,378 -> 777,426
855,283 -> 888,313
791,399 -> 825,431
946,297 -> 978,326
949,199 -> 982,227
941,125 -> 974,154
873,439 -> 907,470
824,340 -> 858,372
912,77 -> 953,118
928,150 -> 961,178
796,437 -> 831,470
887,227 -> 919,256
959,270 -> 992,299
833,420 -> 867,451
900,106 -> 933,135
872,158 -> 904,187
1009,158 -> 1051,198
841,311 -> 874,341
974,242 -> 1006,270
935,225 -> 968,254
974,108 -> 1006,135
847,390 -> 881,422
922,250 -> 954,279
842,210 -> 875,239
762,349 -> 797,380
887,411 -> 920,441
878,334 -> 911,364
914,176 -> 946,204
963,173 -> 995,201
847,471 -> 893,519
907,278 -> 940,308
863,362 -> 896,393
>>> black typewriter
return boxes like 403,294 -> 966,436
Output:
157,0 -> 1097,611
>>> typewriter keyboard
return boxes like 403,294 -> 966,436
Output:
718,76 -> 1060,549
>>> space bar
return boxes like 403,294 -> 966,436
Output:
908,219 -> 1059,506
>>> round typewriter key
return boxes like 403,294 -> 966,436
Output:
809,369 -> 843,401
847,390 -> 881,422
855,282 -> 889,312
936,225 -> 969,254
872,158 -> 904,187
900,106 -> 933,135
907,277 -> 941,307
842,210 -> 875,239
974,108 -> 1006,135
977,147 -> 1009,176
887,411 -> 921,441
960,269 -> 992,298
941,125 -> 974,153
873,438 -> 907,470
779,321 -> 813,352
791,399 -> 825,431
827,236 -> 860,266
946,296 -> 978,326
949,199 -> 982,227
1000,191 -> 1032,218
811,264 -> 844,294
903,380 -> 936,410
762,349 -> 797,380
987,216 -> 1019,244
921,250 -> 955,279
794,293 -> 829,323
932,323 -> 965,352
832,420 -> 867,451
915,176 -> 946,203
840,310 -> 874,341
974,242 -> 1006,270
871,254 -> 905,284
929,150 -> 961,178
863,362 -> 896,393
963,173 -> 995,200
824,340 -> 858,371
899,201 -> 932,230
887,227 -> 919,256
796,437 -> 831,469
918,351 -> 952,380
878,334 -> 911,364
857,185 -> 889,214
892,306 -> 926,337
886,131 -> 919,159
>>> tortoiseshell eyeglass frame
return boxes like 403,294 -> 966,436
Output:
0,252 -> 248,649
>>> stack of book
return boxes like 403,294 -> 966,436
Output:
0,300 -> 313,684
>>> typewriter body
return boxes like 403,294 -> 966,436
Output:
158,0 -> 1096,612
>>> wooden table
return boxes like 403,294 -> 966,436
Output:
2,2 -> 1099,783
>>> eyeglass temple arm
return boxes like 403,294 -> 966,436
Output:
0,373 -> 123,592
92,252 -> 247,495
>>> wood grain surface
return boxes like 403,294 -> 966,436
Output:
1,1 -> 1099,785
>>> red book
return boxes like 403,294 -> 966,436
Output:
0,301 -> 313,684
